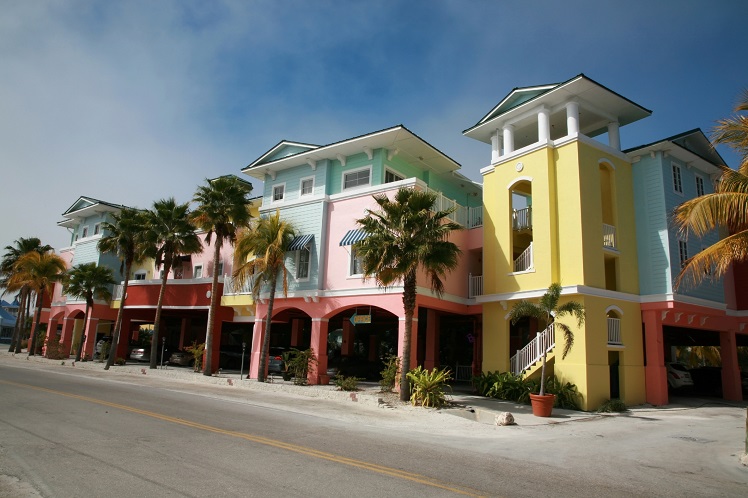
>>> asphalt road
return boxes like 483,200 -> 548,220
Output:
1,362 -> 747,497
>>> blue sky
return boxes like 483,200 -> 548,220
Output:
1,0 -> 746,261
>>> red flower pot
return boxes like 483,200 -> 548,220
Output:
529,393 -> 556,417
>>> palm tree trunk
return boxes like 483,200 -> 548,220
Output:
399,270 -> 417,402
150,262 -> 171,369
8,288 -> 26,352
258,270 -> 278,383
28,289 -> 45,357
75,302 -> 91,362
539,349 -> 547,396
105,261 -> 131,370
14,290 -> 31,354
203,240 -> 222,376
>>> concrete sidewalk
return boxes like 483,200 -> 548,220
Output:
2,350 -> 743,429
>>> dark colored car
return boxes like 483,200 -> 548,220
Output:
169,349 -> 195,367
268,347 -> 286,374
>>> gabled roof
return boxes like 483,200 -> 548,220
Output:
247,141 -> 320,169
624,129 -> 725,175
242,125 -> 462,180
463,74 -> 652,144
0,306 -> 16,324
57,196 -> 129,228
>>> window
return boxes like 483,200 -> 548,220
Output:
193,265 -> 203,279
300,177 -> 314,196
385,169 -> 404,183
296,247 -> 310,280
678,240 -> 688,268
94,223 -> 101,235
343,167 -> 371,190
350,246 -> 364,275
695,175 -> 705,197
272,183 -> 285,202
672,163 -> 683,194
134,271 -> 147,280
81,226 -> 89,238
216,262 -> 224,276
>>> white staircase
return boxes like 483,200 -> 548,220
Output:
510,323 -> 555,375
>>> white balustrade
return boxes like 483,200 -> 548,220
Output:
513,243 -> 533,272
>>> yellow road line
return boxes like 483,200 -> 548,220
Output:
2,379 -> 486,497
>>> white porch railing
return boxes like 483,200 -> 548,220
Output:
513,242 -> 533,272
513,207 -> 532,231
223,276 -> 254,296
113,285 -> 123,301
607,317 -> 622,345
468,274 -> 483,298
510,323 -> 555,375
603,223 -> 617,249
454,363 -> 473,381
468,206 -> 483,228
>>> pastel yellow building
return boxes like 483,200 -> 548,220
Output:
464,75 -> 650,410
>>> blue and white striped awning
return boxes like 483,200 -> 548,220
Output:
288,234 -> 314,251
339,229 -> 368,246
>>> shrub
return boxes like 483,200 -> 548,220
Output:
597,398 -> 627,413
407,366 -> 452,408
115,357 -> 126,366
185,341 -> 205,372
97,342 -> 111,363
473,371 -> 580,409
379,355 -> 400,392
45,338 -> 68,360
284,348 -> 317,386
334,375 -> 361,391
543,377 -> 581,410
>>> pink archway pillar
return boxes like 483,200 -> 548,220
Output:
44,316 -> 61,355
308,318 -> 329,385
60,316 -> 77,356
720,329 -> 743,401
83,317 -> 98,359
643,309 -> 668,405
249,319 -> 265,379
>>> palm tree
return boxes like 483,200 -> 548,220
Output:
1,238 -> 53,353
356,187 -> 462,402
98,208 -> 148,370
673,91 -> 748,288
142,198 -> 202,369
63,263 -> 116,361
233,211 -> 296,382
507,283 -> 585,396
191,176 -> 253,376
6,251 -> 67,356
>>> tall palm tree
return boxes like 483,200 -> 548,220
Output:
356,187 -> 462,402
63,263 -> 116,361
142,198 -> 202,369
507,283 -> 585,396
1,237 -> 53,353
6,251 -> 67,356
233,211 -> 296,382
673,91 -> 748,288
98,208 -> 148,370
191,176 -> 253,376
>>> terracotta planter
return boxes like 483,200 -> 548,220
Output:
529,393 -> 556,417
318,374 -> 331,385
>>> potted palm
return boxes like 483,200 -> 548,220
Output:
508,283 -> 585,416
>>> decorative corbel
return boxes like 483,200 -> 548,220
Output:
306,159 -> 317,171
700,316 -> 708,326
661,310 -> 669,321
387,148 -> 399,161
363,146 -> 373,160
674,312 -> 683,322
337,154 -> 346,167
266,171 -> 276,181
500,301 -> 508,311
687,314 -> 695,325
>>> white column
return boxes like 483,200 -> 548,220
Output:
503,124 -> 515,155
608,121 -> 621,150
566,101 -> 580,136
491,130 -> 502,163
538,106 -> 550,143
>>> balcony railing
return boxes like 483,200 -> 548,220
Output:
513,207 -> 532,231
468,274 -> 483,298
603,223 -> 617,249
426,187 -> 482,229
607,317 -> 622,345
510,323 -> 555,375
513,243 -> 533,272
223,276 -> 254,296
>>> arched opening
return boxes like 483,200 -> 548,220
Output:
510,179 -> 533,272
606,308 -> 623,400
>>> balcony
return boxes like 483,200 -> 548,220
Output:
603,223 -> 617,249
426,188 -> 482,229
607,317 -> 622,345
468,274 -> 483,298
513,243 -> 534,273
513,207 -> 532,231
222,276 -> 254,296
